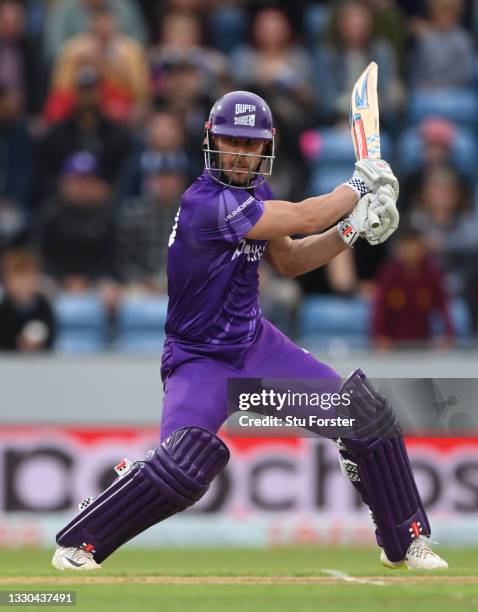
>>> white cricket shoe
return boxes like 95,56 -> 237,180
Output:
380,536 -> 448,570
52,546 -> 101,571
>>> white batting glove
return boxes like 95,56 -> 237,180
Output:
337,195 -> 371,247
362,185 -> 399,245
337,185 -> 399,247
344,158 -> 399,201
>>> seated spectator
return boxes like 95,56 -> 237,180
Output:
150,11 -> 227,102
408,0 -> 475,89
0,83 -> 32,247
44,0 -> 147,62
0,249 -> 55,351
372,227 -> 454,350
296,248 -> 358,297
232,7 -> 312,98
314,0 -> 403,123
39,152 -> 117,291
46,5 -> 150,124
120,110 -> 190,198
117,158 -> 187,291
37,65 -> 132,206
231,7 -> 315,153
400,118 -> 461,210
0,0 -> 43,114
409,165 -> 478,297
156,60 -> 212,173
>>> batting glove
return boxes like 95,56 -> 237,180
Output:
337,185 -> 399,247
344,158 -> 399,201
337,194 -> 371,247
361,185 -> 399,245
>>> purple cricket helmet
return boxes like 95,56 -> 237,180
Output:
203,90 -> 276,189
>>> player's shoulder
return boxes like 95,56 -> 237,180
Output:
182,171 -> 221,207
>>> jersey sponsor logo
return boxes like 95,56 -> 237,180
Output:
225,196 -> 255,222
232,238 -> 266,262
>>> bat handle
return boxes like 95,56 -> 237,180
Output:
369,209 -> 380,229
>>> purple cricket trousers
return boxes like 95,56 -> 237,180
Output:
160,318 -> 340,441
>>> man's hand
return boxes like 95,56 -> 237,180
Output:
337,185 -> 399,247
361,185 -> 399,245
344,158 -> 399,201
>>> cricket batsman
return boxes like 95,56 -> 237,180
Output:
52,91 -> 448,571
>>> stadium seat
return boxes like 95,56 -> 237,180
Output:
310,127 -> 392,166
408,88 -> 478,128
307,164 -> 352,196
53,293 -> 107,354
431,298 -> 472,346
305,127 -> 393,196
297,295 -> 370,350
115,295 -> 168,354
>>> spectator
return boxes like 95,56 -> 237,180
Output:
408,0 -> 475,89
409,165 -> 478,297
39,152 -> 117,290
37,65 -> 132,206
0,84 -> 32,247
44,0 -> 147,62
157,60 -> 212,172
314,0 -> 403,123
232,8 -> 314,150
120,110 -> 190,198
366,0 -> 407,68
0,249 -> 55,351
232,8 -> 312,97
372,226 -> 454,350
296,248 -> 358,296
47,5 -> 150,124
400,118 -> 466,211
150,11 -> 227,102
0,0 -> 43,114
117,158 -> 187,291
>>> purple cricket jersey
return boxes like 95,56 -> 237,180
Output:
165,170 -> 273,347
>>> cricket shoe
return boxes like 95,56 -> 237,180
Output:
52,546 -> 101,571
380,536 -> 448,570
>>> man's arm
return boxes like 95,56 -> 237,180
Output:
246,157 -> 399,241
246,185 -> 358,240
264,229 -> 348,278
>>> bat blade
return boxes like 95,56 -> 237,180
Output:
350,61 -> 381,228
349,61 -> 380,161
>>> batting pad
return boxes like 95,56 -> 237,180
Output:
339,370 -> 431,563
56,427 -> 230,563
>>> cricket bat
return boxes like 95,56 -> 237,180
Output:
349,61 -> 381,229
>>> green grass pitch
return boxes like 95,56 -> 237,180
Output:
1,547 -> 477,612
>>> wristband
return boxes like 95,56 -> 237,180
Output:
343,177 -> 370,200
337,218 -> 359,247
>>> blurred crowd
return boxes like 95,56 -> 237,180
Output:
1,0 -> 478,353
